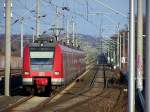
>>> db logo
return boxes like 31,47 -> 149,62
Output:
39,72 -> 45,76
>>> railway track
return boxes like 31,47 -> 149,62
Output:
35,65 -> 105,112
2,63 -> 93,112
0,96 -> 33,112
6,96 -> 56,112
1,64 -> 125,112
2,87 -> 64,112
37,65 -> 124,112
0,63 -> 95,112
64,65 -> 100,97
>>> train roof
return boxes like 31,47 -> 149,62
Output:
29,37 -> 56,48
28,37 -> 83,52
59,44 -> 84,54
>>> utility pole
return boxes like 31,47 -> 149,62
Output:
107,47 -> 110,63
136,0 -> 143,91
117,24 -> 120,67
0,22 -> 1,32
122,32 -> 126,70
62,2 -> 65,29
20,18 -> 23,59
75,37 -> 78,47
36,0 -> 40,38
55,7 -> 59,37
75,24 -> 78,47
5,0 -> 12,96
108,44 -> 111,64
119,34 -> 122,69
74,23 -> 77,47
62,14 -> 65,30
72,21 -> 75,46
32,31 -> 35,43
129,0 -> 135,111
51,7 -> 64,41
111,42 -> 115,65
146,0 -> 150,111
86,1 -> 88,20
112,41 -> 117,66
113,46 -> 116,66
66,19 -> 69,44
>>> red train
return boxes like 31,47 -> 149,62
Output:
22,37 -> 86,94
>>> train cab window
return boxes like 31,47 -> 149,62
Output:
30,51 -> 54,71
31,58 -> 53,65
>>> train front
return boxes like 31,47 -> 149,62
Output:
22,38 -> 56,93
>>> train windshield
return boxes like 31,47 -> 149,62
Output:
30,51 -> 54,71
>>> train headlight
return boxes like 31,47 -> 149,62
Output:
24,72 -> 30,75
40,43 -> 43,46
54,71 -> 60,75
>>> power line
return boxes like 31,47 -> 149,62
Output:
43,0 -> 98,28
13,11 -> 52,35
93,0 -> 127,18
12,3 -> 36,25
14,0 -> 52,30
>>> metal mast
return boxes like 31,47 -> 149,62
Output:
128,0 -> 135,111
122,32 -> 126,70
146,0 -> 150,111
72,21 -> 75,46
119,34 -> 122,69
20,18 -> 23,58
136,0 -> 143,91
5,0 -> 12,96
36,0 -> 40,38
86,1 -> 88,20
117,24 -> 120,67
32,31 -> 35,43
55,7 -> 59,37
66,19 -> 69,44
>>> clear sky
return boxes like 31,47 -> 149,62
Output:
0,0 -> 131,37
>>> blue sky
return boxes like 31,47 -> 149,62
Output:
0,0 -> 133,37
